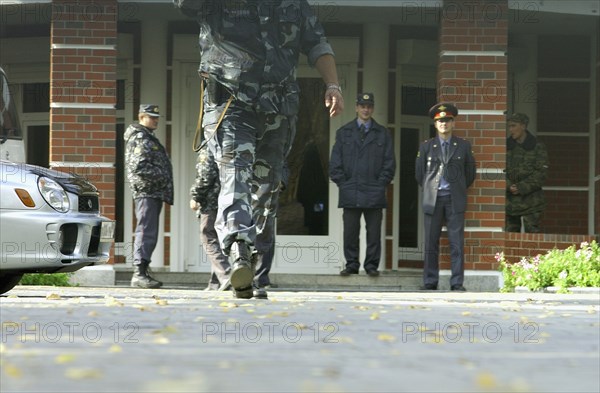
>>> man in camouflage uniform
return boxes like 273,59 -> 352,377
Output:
190,145 -> 231,290
124,104 -> 174,289
506,113 -> 548,233
174,0 -> 344,299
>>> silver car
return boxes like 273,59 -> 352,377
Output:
0,160 -> 115,294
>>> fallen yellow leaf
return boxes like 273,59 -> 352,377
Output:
4,363 -> 22,378
65,368 -> 102,380
109,344 -> 122,353
153,336 -> 170,345
475,372 -> 497,389
377,333 -> 396,342
55,354 -> 76,364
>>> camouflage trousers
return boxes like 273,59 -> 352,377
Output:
203,99 -> 295,254
506,212 -> 542,233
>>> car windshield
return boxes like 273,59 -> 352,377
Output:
1,68 -> 22,140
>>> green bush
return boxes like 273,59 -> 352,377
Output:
499,240 -> 600,293
19,273 -> 73,287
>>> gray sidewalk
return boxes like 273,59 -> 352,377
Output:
1,286 -> 599,393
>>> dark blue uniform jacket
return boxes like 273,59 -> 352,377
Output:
329,119 -> 396,209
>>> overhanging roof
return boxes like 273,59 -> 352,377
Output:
2,0 -> 598,17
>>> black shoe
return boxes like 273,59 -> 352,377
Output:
451,285 -> 466,291
232,287 -> 253,299
366,270 -> 380,277
419,284 -> 438,290
340,268 -> 359,276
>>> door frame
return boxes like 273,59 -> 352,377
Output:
393,116 -> 431,266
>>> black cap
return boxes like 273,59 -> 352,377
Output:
356,93 -> 374,105
428,103 -> 458,120
507,113 -> 529,125
139,104 -> 160,117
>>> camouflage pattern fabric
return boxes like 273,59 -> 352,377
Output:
190,145 -> 220,215
182,0 -> 333,114
124,123 -> 174,205
175,0 -> 331,253
506,131 -> 548,216
202,99 -> 293,253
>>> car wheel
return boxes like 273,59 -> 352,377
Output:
0,274 -> 24,295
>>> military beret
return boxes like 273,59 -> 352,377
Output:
356,93 -> 374,105
139,104 -> 160,117
507,112 -> 529,125
428,103 -> 458,120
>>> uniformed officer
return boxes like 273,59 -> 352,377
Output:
329,93 -> 396,277
415,103 -> 476,291
124,104 -> 174,289
505,113 -> 548,233
174,0 -> 344,299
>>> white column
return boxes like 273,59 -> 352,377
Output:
139,18 -> 169,268
361,23 -> 390,270
362,23 -> 390,121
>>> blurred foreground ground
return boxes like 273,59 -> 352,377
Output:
1,286 -> 599,393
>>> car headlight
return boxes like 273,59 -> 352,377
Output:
38,176 -> 70,213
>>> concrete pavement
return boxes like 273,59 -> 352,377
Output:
1,286 -> 599,392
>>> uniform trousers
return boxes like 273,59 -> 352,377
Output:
342,208 -> 383,272
203,99 -> 295,254
200,210 -> 231,287
423,194 -> 465,287
506,212 -> 542,233
253,212 -> 275,287
133,197 -> 162,264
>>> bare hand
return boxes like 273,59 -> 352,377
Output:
510,184 -> 519,195
189,199 -> 199,210
325,89 -> 344,118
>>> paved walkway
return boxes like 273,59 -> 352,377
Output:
1,286 -> 599,392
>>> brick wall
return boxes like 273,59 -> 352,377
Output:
50,0 -> 117,221
503,233 -> 597,264
436,0 -> 508,271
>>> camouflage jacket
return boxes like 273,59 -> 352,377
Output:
174,0 -> 334,115
190,146 -> 220,215
506,131 -> 548,215
124,123 -> 174,205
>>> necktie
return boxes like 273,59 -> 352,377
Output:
442,141 -> 449,161
360,124 -> 366,142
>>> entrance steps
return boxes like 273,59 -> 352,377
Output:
112,267 -> 502,292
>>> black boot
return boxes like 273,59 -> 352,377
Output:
142,260 -> 163,287
229,240 -> 253,299
252,282 -> 268,299
131,262 -> 162,289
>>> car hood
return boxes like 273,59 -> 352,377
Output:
20,163 -> 98,196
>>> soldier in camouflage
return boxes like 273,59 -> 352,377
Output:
124,104 -> 174,289
174,0 -> 344,299
506,113 -> 548,233
190,145 -> 231,291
